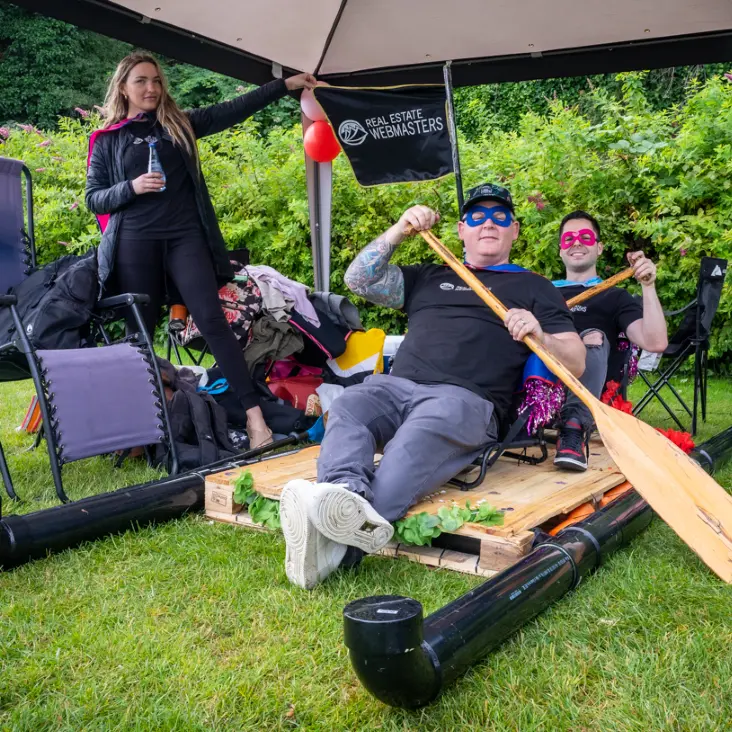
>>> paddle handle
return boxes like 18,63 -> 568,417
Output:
565,267 -> 635,307
415,229 -> 596,409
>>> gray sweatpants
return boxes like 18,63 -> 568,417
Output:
317,374 -> 498,522
560,329 -> 611,431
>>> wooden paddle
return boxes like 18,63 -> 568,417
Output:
416,228 -> 732,582
566,267 -> 635,307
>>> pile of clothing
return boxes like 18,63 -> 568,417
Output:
176,263 -> 388,446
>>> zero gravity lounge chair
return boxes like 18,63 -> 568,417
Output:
0,156 -> 179,503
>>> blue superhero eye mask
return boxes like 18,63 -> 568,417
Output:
464,204 -> 513,228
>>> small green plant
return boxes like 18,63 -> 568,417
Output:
394,513 -> 442,546
395,501 -> 504,546
233,471 -> 281,530
233,470 -> 256,505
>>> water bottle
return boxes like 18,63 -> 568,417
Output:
147,140 -> 166,192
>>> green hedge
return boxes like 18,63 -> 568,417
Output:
1,72 -> 730,362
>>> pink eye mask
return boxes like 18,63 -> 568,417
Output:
560,229 -> 597,249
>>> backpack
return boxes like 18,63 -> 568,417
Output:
154,359 -> 237,471
0,250 -> 97,351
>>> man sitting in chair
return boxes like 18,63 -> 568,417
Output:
279,183 -> 585,590
553,210 -> 668,472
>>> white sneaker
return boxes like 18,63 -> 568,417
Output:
280,479 -> 347,590
308,483 -> 394,554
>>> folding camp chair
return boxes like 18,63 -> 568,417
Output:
633,256 -> 727,435
449,409 -> 548,491
166,317 -> 211,367
0,156 -> 179,503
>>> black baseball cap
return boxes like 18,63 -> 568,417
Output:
461,183 -> 515,216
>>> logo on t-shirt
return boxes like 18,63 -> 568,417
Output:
571,305 -> 587,313
133,134 -> 159,145
440,282 -> 476,292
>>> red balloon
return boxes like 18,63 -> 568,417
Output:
303,120 -> 340,163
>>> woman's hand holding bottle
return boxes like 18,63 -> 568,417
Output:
131,172 -> 165,194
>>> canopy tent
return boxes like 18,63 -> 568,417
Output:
12,0 -> 732,288
11,0 -> 732,85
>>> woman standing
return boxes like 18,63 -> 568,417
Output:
86,52 -> 316,449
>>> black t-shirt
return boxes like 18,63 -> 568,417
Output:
391,264 -> 576,418
558,285 -> 642,346
119,116 -> 201,237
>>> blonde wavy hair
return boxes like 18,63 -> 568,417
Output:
102,52 -> 198,164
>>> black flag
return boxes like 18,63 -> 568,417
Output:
313,85 -> 453,187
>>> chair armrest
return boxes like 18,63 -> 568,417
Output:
0,294 -> 18,307
664,298 -> 696,318
97,293 -> 151,310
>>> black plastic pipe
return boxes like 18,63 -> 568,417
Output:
343,489 -> 653,709
0,471 -> 204,569
689,425 -> 732,475
0,432 -> 309,570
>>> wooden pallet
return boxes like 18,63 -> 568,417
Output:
205,439 -> 628,576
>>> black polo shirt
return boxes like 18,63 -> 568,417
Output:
390,264 -> 576,418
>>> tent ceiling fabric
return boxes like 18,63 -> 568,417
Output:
319,0 -> 732,75
11,0 -> 732,86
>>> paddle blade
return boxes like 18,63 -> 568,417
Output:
592,404 -> 732,583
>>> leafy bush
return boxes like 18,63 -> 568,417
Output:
1,71 -> 730,363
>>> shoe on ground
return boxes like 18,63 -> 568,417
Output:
280,479 -> 347,590
308,483 -> 394,553
553,420 -> 588,472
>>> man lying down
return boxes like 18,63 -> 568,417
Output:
280,183 -> 586,589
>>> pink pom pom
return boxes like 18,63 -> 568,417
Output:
518,378 -> 565,434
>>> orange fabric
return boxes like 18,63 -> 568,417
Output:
549,502 -> 595,536
20,397 -> 41,434
599,481 -> 633,507
170,304 -> 188,322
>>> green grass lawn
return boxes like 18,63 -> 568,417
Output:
1,375 -> 731,730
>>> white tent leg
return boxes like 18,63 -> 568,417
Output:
304,114 -> 333,292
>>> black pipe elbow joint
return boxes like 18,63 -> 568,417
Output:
344,595 -> 442,709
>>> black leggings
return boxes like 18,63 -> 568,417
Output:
113,230 -> 260,411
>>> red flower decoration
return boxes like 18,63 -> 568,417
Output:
656,428 -> 695,454
601,380 -> 633,414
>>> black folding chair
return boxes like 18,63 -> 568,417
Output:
0,156 -> 179,503
449,409 -> 548,491
633,257 -> 727,435
166,317 -> 211,367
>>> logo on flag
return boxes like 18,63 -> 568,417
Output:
338,120 -> 368,146
314,85 -> 453,187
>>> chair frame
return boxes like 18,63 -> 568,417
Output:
449,410 -> 548,491
632,259 -> 726,435
166,326 -> 210,367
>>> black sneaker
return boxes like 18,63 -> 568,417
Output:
339,546 -> 365,571
554,420 -> 588,472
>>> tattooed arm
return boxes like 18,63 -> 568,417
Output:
344,205 -> 440,308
